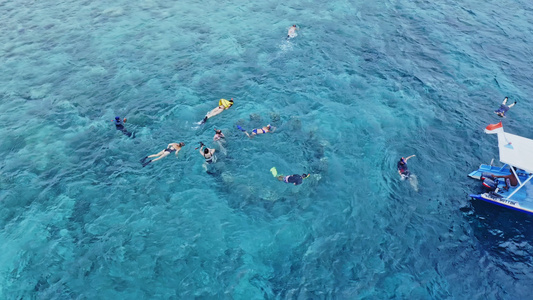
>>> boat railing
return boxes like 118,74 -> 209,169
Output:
506,173 -> 533,200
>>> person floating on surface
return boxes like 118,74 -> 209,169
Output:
237,124 -> 272,138
494,97 -> 516,117
141,142 -> 185,167
198,142 -> 216,164
279,173 -> 310,185
287,24 -> 298,39
397,155 -> 415,178
200,98 -> 234,125
213,128 -> 225,141
112,116 -> 132,137
270,167 -> 310,185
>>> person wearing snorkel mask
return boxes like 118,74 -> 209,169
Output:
236,124 -> 273,138
112,116 -> 133,138
213,128 -> 225,141
140,142 -> 185,167
397,155 -> 416,178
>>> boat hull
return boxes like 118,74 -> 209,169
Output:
469,164 -> 533,215
469,193 -> 533,215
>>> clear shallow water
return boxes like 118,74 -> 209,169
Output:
1,0 -> 533,298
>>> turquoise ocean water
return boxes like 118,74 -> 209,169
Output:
1,0 -> 533,298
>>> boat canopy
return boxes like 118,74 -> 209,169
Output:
486,123 -> 533,173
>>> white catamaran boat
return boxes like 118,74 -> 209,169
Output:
468,122 -> 533,215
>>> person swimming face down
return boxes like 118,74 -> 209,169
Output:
287,25 -> 297,38
221,98 -> 234,109
201,98 -> 234,124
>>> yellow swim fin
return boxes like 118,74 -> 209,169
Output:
270,167 -> 278,177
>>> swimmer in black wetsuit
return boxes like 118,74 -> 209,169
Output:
277,173 -> 310,185
397,155 -> 415,178
112,116 -> 133,137
141,142 -> 185,167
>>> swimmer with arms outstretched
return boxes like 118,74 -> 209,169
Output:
397,155 -> 419,191
494,97 -> 517,117
397,155 -> 415,178
200,98 -> 234,124
287,24 -> 298,39
141,142 -> 185,167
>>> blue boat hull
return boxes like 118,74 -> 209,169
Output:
469,193 -> 533,215
469,164 -> 533,215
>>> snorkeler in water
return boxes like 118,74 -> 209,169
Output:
494,97 -> 517,117
280,173 -> 309,185
112,116 -> 133,137
270,167 -> 310,185
213,128 -> 225,141
287,24 -> 298,39
397,155 -> 415,178
236,124 -> 273,138
212,128 -> 228,155
198,142 -> 216,164
141,142 -> 185,167
199,98 -> 234,125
